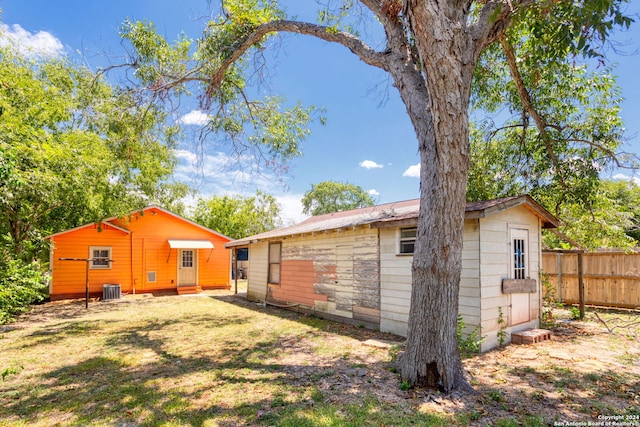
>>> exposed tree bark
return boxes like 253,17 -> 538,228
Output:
393,1 -> 475,392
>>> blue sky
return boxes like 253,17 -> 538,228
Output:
1,1 -> 639,224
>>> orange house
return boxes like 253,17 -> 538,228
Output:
46,206 -> 232,300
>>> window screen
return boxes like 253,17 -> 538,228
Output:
399,227 -> 417,254
90,247 -> 111,269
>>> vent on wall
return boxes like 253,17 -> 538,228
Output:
147,271 -> 156,282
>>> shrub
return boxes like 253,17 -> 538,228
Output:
0,258 -> 48,324
457,315 -> 485,357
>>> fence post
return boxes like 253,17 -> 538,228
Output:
556,252 -> 563,302
578,251 -> 585,319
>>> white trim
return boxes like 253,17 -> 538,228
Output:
89,246 -> 112,269
46,222 -> 130,239
168,239 -> 214,249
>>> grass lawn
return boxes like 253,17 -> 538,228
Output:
0,290 -> 638,426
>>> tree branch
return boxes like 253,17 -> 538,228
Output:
472,0 -> 538,58
210,19 -> 389,90
498,33 -> 567,187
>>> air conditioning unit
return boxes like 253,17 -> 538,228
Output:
103,284 -> 121,301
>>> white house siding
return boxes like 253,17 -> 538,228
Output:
478,205 -> 542,351
246,242 -> 269,302
379,227 -> 412,336
379,220 -> 482,337
460,220 -> 481,334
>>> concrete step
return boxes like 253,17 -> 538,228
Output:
177,285 -> 201,295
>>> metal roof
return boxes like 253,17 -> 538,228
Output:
225,195 -> 558,248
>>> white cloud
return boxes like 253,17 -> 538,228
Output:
274,193 -> 308,225
359,160 -> 383,169
177,110 -> 210,126
0,23 -> 64,57
173,148 -> 310,223
612,173 -> 640,185
173,149 -> 272,191
367,189 -> 380,197
403,163 -> 420,178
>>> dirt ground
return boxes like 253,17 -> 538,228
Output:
222,294 -> 640,425
258,300 -> 640,425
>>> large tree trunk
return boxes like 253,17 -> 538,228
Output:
398,2 -> 476,392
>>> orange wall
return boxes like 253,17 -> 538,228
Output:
49,224 -> 132,298
50,208 -> 231,299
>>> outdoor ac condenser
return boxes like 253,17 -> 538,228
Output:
102,284 -> 121,301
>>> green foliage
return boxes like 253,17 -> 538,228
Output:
469,6 -> 635,249
457,315 -> 485,358
119,2 -> 320,177
301,181 -> 375,216
497,307 -> 507,346
119,19 -> 191,89
0,41 -> 186,262
191,190 -> 283,239
602,180 -> 640,244
0,256 -> 47,324
540,271 -> 560,328
1,364 -> 23,381
522,0 -> 632,60
570,306 -> 581,320
541,179 -> 639,250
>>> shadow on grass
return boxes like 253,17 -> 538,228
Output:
456,355 -> 640,426
211,293 -> 404,344
1,305 -> 448,426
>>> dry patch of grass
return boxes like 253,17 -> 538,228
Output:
1,294 -> 638,426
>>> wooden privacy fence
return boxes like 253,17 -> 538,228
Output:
542,250 -> 640,309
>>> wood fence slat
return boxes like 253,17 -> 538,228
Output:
542,251 -> 640,309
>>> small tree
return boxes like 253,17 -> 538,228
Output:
301,181 -> 375,216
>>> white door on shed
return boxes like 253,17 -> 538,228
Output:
509,228 -> 530,325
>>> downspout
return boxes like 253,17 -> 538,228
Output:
49,238 -> 54,295
141,238 -> 145,291
130,232 -> 135,294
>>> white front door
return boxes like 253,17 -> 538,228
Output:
510,228 -> 530,325
178,249 -> 197,286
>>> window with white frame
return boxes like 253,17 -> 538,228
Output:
268,242 -> 281,284
89,247 -> 112,269
399,227 -> 417,254
510,228 -> 529,279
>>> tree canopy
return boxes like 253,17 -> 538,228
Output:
0,41 -> 188,262
191,190 -> 283,239
466,8 -> 638,250
301,181 -> 375,216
